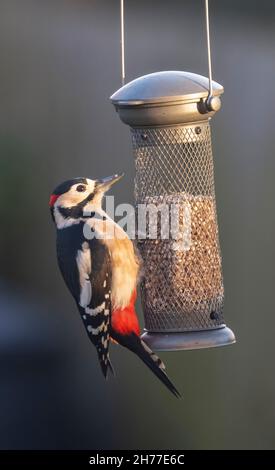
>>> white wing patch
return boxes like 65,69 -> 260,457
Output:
87,322 -> 105,335
85,302 -> 105,316
76,241 -> 92,308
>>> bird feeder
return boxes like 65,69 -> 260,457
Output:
110,1 -> 235,351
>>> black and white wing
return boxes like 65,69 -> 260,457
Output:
56,224 -> 113,377
84,238 -> 113,377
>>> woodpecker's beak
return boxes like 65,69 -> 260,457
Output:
96,173 -> 124,193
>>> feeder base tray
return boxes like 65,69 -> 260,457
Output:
141,325 -> 236,351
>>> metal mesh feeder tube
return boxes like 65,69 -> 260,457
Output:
111,71 -> 235,351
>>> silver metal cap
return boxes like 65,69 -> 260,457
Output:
110,71 -> 224,127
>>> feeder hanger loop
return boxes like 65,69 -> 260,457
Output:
119,0 -> 221,112
205,0 -> 221,112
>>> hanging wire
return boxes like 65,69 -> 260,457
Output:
205,0 -> 213,99
120,0 -> 125,86
119,1 -> 214,96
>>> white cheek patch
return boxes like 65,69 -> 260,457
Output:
57,181 -> 96,208
76,242 -> 92,308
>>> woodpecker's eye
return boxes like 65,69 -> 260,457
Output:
76,184 -> 86,192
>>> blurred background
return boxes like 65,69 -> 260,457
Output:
0,0 -> 274,450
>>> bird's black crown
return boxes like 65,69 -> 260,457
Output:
53,177 -> 88,195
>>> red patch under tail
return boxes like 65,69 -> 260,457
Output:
111,289 -> 140,336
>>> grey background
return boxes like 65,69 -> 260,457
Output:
0,0 -> 274,449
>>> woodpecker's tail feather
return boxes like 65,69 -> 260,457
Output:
111,332 -> 181,398
98,352 -> 115,379
138,339 -> 181,398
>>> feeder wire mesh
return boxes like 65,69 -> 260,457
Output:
132,123 -> 224,332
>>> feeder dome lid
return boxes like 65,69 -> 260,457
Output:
110,71 -> 224,127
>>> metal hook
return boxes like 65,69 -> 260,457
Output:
205,0 -> 221,112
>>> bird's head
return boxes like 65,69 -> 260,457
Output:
49,174 -> 123,225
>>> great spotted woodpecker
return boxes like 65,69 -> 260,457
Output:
49,175 -> 180,397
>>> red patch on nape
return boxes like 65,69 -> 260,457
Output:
111,290 -> 140,336
49,194 -> 59,207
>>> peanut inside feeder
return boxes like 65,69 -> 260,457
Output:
139,194 -> 224,332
